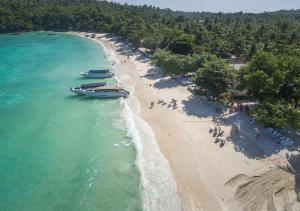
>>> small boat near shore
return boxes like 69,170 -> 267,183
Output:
81,87 -> 129,98
80,69 -> 114,79
70,82 -> 107,94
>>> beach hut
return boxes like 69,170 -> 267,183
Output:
229,55 -> 245,70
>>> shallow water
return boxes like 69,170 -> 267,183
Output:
0,32 -> 141,211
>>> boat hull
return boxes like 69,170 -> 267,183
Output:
70,88 -> 85,95
82,90 -> 129,98
70,82 -> 107,95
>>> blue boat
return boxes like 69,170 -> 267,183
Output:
70,82 -> 107,94
89,69 -> 110,74
80,69 -> 114,79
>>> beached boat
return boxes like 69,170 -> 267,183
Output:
70,82 -> 107,94
81,87 -> 129,98
80,69 -> 114,79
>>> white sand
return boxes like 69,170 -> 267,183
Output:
69,32 -> 300,211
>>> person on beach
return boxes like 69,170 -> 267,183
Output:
214,127 -> 218,133
220,137 -> 226,147
255,131 -> 260,141
213,127 -> 218,137
235,124 -> 239,134
239,104 -> 244,112
245,105 -> 250,114
150,101 -> 155,109
218,130 -> 224,137
170,99 -> 177,106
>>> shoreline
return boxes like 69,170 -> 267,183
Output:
69,32 -> 300,211
70,32 -> 181,210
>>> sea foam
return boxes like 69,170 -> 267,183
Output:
121,94 -> 181,211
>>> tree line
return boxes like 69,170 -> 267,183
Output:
1,0 -> 300,128
1,0 -> 299,60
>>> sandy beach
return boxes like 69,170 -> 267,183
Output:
70,32 -> 300,211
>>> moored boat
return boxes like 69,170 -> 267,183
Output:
81,87 -> 129,98
80,69 -> 114,79
70,82 -> 107,94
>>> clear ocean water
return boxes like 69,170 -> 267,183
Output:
0,32 -> 141,211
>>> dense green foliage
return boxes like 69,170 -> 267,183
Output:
1,0 -> 300,128
252,100 -> 300,128
1,0 -> 300,59
241,52 -> 300,102
151,49 -> 213,74
193,58 -> 236,98
240,53 -> 300,128
151,49 -> 235,102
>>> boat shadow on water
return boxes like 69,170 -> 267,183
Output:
65,95 -> 119,101
75,77 -> 110,82
75,77 -> 95,81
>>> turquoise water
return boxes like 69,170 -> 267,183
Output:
0,33 -> 141,211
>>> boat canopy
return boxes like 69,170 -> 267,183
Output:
80,82 -> 107,89
88,69 -> 110,74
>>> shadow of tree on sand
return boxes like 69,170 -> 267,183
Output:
281,152 -> 300,199
146,72 -> 193,88
182,95 -> 297,160
116,48 -> 134,57
141,68 -> 163,80
135,54 -> 149,63
153,77 -> 182,89
223,113 -> 299,159
182,95 -> 220,119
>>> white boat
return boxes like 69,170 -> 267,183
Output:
80,69 -> 114,79
81,87 -> 129,98
70,82 -> 107,94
